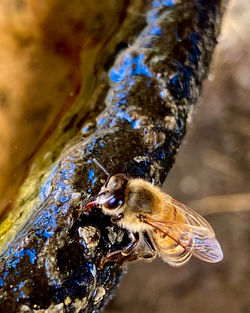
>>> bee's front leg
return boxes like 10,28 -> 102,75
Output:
111,213 -> 124,223
99,232 -> 139,269
83,199 -> 99,214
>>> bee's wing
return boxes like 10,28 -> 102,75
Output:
170,197 -> 223,260
164,196 -> 213,231
144,198 -> 223,265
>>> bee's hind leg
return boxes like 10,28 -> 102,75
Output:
99,232 -> 139,269
142,232 -> 157,260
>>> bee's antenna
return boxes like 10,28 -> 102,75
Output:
93,159 -> 110,181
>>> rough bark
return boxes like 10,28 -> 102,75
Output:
0,1 -> 227,312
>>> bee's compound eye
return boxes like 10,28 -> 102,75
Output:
106,174 -> 127,189
104,196 -> 123,210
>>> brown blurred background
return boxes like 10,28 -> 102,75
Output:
106,1 -> 250,312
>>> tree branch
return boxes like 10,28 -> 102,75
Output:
0,1 -> 227,312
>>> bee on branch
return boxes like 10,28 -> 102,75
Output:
84,159 -> 223,269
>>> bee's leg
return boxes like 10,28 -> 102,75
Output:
83,200 -> 99,214
111,213 -> 124,223
120,233 -> 156,265
99,232 -> 139,269
143,232 -> 157,260
98,251 -> 140,270
117,253 -> 140,267
121,232 -> 139,256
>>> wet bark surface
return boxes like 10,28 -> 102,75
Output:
0,1 -> 226,312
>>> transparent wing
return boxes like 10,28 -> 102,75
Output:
143,197 -> 223,265
169,196 -> 223,262
168,196 -> 215,234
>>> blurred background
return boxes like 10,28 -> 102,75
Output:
106,0 -> 250,312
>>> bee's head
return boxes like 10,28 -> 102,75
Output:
96,174 -> 128,211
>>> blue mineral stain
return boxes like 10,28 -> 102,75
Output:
59,195 -> 70,203
64,161 -> 76,179
153,0 -> 175,8
117,110 -> 132,123
55,179 -> 67,191
133,165 -> 148,177
143,42 -> 153,48
131,119 -> 142,129
19,291 -> 25,298
41,218 -> 57,239
116,91 -> 127,105
18,281 -> 27,298
88,169 -> 97,185
40,164 -> 58,201
2,270 -> 8,283
97,117 -> 108,126
117,92 -> 126,99
6,248 -> 37,270
79,238 -> 87,248
23,249 -> 36,265
61,202 -> 70,215
189,33 -> 201,65
152,149 -> 165,161
177,118 -> 183,130
41,157 -> 75,202
167,64 -> 193,100
108,94 -> 113,100
88,169 -> 94,181
149,24 -> 162,36
81,124 -> 90,133
134,160 -> 151,174
6,256 -> 21,269
119,99 -> 127,104
129,78 -> 136,86
159,90 -> 166,99
34,204 -> 61,239
84,138 -> 97,154
42,159 -> 76,205
86,262 -> 96,277
44,259 -> 51,279
147,9 -> 158,23
109,53 -> 152,83
0,277 -> 3,287
136,29 -> 152,49
174,119 -> 183,138
115,84 -> 125,91
116,110 -> 141,130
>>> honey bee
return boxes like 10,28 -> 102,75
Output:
85,160 -> 223,268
